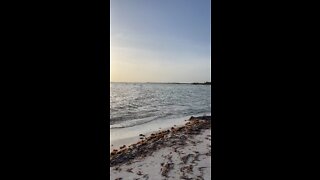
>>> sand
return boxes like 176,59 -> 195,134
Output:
110,116 -> 211,180
110,116 -> 191,152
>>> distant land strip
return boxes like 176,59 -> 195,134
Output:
111,82 -> 211,85
147,82 -> 211,85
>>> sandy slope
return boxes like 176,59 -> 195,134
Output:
110,117 -> 211,180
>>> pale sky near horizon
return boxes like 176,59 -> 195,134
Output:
111,0 -> 211,83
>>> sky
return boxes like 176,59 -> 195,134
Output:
111,0 -> 211,83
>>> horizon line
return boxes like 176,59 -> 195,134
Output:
110,81 -> 211,84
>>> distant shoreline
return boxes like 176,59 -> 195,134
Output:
111,82 -> 211,85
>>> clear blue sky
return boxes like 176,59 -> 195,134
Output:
111,0 -> 211,83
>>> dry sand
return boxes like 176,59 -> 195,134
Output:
110,116 -> 211,180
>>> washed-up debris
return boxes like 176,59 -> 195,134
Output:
126,168 -> 133,173
110,116 -> 211,167
180,165 -> 194,173
161,162 -> 174,177
113,166 -> 121,172
181,154 -> 194,164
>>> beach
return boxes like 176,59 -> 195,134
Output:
110,116 -> 211,180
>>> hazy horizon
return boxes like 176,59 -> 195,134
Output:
111,0 -> 211,83
110,81 -> 211,83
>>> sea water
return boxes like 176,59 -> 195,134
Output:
110,82 -> 211,129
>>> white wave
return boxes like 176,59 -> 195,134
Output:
110,116 -> 156,129
110,112 -> 211,129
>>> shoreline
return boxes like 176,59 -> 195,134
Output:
110,116 -> 211,179
110,113 -> 210,152
111,82 -> 211,85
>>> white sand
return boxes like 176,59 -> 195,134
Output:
110,129 -> 211,180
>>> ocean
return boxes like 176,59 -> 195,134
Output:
110,82 -> 211,129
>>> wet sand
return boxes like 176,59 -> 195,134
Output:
110,116 -> 211,180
